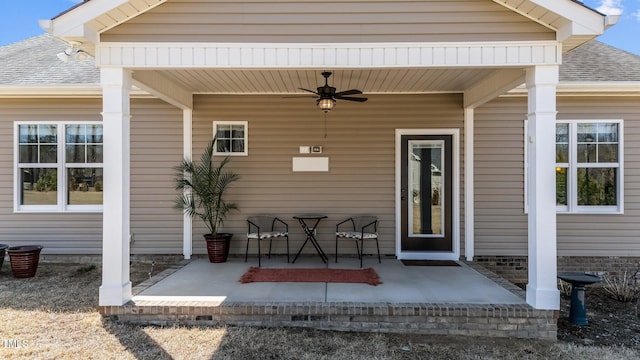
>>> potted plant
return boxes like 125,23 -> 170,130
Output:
175,139 -> 240,263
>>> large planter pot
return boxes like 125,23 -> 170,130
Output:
8,245 -> 43,278
204,233 -> 232,263
0,244 -> 8,271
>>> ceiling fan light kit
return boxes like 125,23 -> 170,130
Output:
317,98 -> 336,113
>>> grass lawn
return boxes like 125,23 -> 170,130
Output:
1,261 -> 639,359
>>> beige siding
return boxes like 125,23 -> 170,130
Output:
474,95 -> 640,257
191,94 -> 464,257
474,97 -> 527,255
129,99 -> 184,254
102,0 -> 554,43
0,98 -> 183,255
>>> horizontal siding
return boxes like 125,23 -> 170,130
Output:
102,0 -> 554,43
474,95 -> 640,257
473,96 -> 527,255
191,94 -> 464,257
129,99 -> 184,254
0,98 -> 184,255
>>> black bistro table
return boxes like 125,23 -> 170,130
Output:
557,271 -> 602,325
292,215 -> 328,263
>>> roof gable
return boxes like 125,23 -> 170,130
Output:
43,0 -> 609,51
101,0 -> 555,43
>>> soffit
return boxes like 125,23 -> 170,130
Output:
146,68 -> 497,94
86,0 -> 166,34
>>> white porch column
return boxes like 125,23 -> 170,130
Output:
183,109 -> 193,259
99,67 -> 132,306
464,107 -> 475,261
525,65 -> 560,310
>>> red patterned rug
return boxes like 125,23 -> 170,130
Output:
239,267 -> 382,286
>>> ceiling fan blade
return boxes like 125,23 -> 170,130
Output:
335,89 -> 362,96
336,96 -> 368,102
298,88 -> 319,95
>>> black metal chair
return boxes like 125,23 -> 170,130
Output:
335,216 -> 380,268
245,216 -> 289,267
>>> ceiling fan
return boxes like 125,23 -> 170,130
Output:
298,71 -> 368,113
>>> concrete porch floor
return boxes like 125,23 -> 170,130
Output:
100,256 -> 558,339
135,256 -> 525,304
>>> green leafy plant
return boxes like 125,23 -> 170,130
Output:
34,169 -> 57,192
174,139 -> 240,235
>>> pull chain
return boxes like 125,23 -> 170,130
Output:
324,112 -> 327,138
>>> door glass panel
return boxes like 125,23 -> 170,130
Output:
408,140 -> 444,237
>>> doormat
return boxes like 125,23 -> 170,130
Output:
239,267 -> 382,286
401,260 -> 461,267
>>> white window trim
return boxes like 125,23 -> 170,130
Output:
14,121 -> 103,213
558,119 -> 623,214
213,121 -> 248,156
524,119 -> 624,215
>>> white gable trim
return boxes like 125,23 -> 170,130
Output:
492,0 -> 607,36
42,0 -> 167,42
96,41 -> 561,69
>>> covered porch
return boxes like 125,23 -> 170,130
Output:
101,256 -> 557,339
41,0 -> 613,317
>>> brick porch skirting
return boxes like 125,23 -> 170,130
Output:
100,301 -> 557,339
99,261 -> 558,340
475,255 -> 640,284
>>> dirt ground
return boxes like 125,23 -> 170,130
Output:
557,286 -> 640,349
1,261 -> 640,359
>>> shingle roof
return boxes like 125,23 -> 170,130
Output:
0,33 -> 99,85
560,40 -> 640,82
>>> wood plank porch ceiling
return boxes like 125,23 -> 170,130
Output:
154,68 -> 497,94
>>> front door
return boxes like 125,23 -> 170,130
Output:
398,132 -> 456,258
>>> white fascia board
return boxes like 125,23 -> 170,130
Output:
507,82 -> 640,96
0,85 -> 102,98
97,41 -> 561,69
0,85 -> 150,98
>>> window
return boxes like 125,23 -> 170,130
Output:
556,120 -> 623,213
15,122 -> 103,212
213,121 -> 248,156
